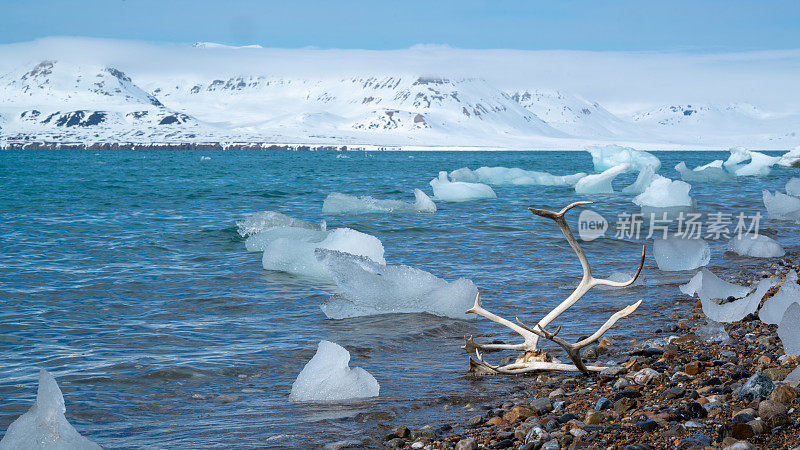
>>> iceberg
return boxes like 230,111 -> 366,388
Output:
237,210 -> 321,237
759,270 -> 799,325
449,166 -> 586,186
653,236 -> 709,271
632,177 -> 693,208
317,249 -> 478,320
727,233 -> 785,258
262,228 -> 385,279
586,145 -> 661,171
674,160 -> 732,183
734,151 -> 780,176
786,178 -> 800,198
723,146 -> 752,171
322,189 -> 436,215
289,341 -> 379,402
429,171 -> 496,202
778,303 -> 800,356
0,369 -> 101,450
574,164 -> 630,195
701,275 -> 780,323
762,190 -> 800,222
621,166 -> 658,195
778,146 -> 800,168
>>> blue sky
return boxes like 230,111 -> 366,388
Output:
1,0 -> 799,51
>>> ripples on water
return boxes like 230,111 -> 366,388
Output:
0,150 -> 796,448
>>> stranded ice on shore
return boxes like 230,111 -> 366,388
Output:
681,268 -> 780,323
322,189 -> 436,215
429,171 -> 496,202
289,341 -> 379,402
0,369 -> 101,450
727,233 -> 785,258
653,236 -> 710,271
759,270 -> 800,325
316,249 -> 478,320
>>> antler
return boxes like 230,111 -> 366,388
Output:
464,202 -> 645,375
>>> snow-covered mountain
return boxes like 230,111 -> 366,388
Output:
1,38 -> 799,149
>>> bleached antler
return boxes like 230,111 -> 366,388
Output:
464,202 -> 645,375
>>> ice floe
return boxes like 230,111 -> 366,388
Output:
699,272 -> 780,323
587,145 -> 660,172
723,146 -> 752,171
674,160 -> 732,183
322,189 -> 436,215
778,146 -> 800,168
289,341 -> 380,402
727,233 -> 785,258
429,171 -> 497,202
632,177 -> 693,208
449,166 -> 586,186
574,164 -> 629,195
317,249 -> 478,320
237,210 -> 322,237
786,178 -> 800,198
621,166 -> 658,195
759,270 -> 800,325
262,228 -> 385,279
653,236 -> 709,271
0,369 -> 101,450
762,190 -> 800,222
734,151 -> 780,176
778,303 -> 800,356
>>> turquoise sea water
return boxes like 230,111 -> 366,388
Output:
0,150 -> 796,448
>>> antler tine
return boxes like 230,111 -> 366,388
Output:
464,293 -> 538,344
591,245 -> 646,288
573,299 -> 642,348
528,201 -> 592,220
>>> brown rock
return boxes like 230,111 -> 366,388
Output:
487,416 -> 505,426
728,422 -> 754,440
757,355 -> 771,364
395,426 -> 410,438
625,358 -> 642,372
613,397 -> 637,412
769,384 -> 798,403
684,361 -> 701,375
503,406 -> 535,423
758,400 -> 788,421
673,333 -> 697,344
584,411 -> 604,425
599,337 -> 613,349
763,367 -> 788,381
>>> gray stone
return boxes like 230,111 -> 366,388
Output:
552,400 -> 566,412
737,372 -> 774,400
387,438 -> 405,448
455,437 -> 478,450
530,397 -> 553,412
600,365 -> 626,377
542,440 -> 560,450
723,442 -> 755,450
595,397 -> 613,410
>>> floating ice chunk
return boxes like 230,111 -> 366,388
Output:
335,154 -> 349,159
586,145 -> 661,171
723,146 -> 752,171
675,160 -> 732,183
246,226 -> 328,252
322,189 -> 436,215
762,190 -> 800,222
289,341 -> 379,402
653,236 -> 709,271
200,155 -> 211,161
237,210 -> 321,237
622,166 -> 658,195
701,275 -> 780,323
429,171 -> 496,202
317,249 -> 478,320
449,167 -> 587,186
778,146 -> 800,168
262,228 -> 385,279
786,178 -> 800,198
734,151 -> 780,176
727,233 -> 785,258
759,270 -> 799,325
574,164 -> 630,195
0,369 -> 101,450
695,319 -> 730,343
778,303 -> 800,356
632,177 -> 693,208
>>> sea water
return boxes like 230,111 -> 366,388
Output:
0,150 -> 797,448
